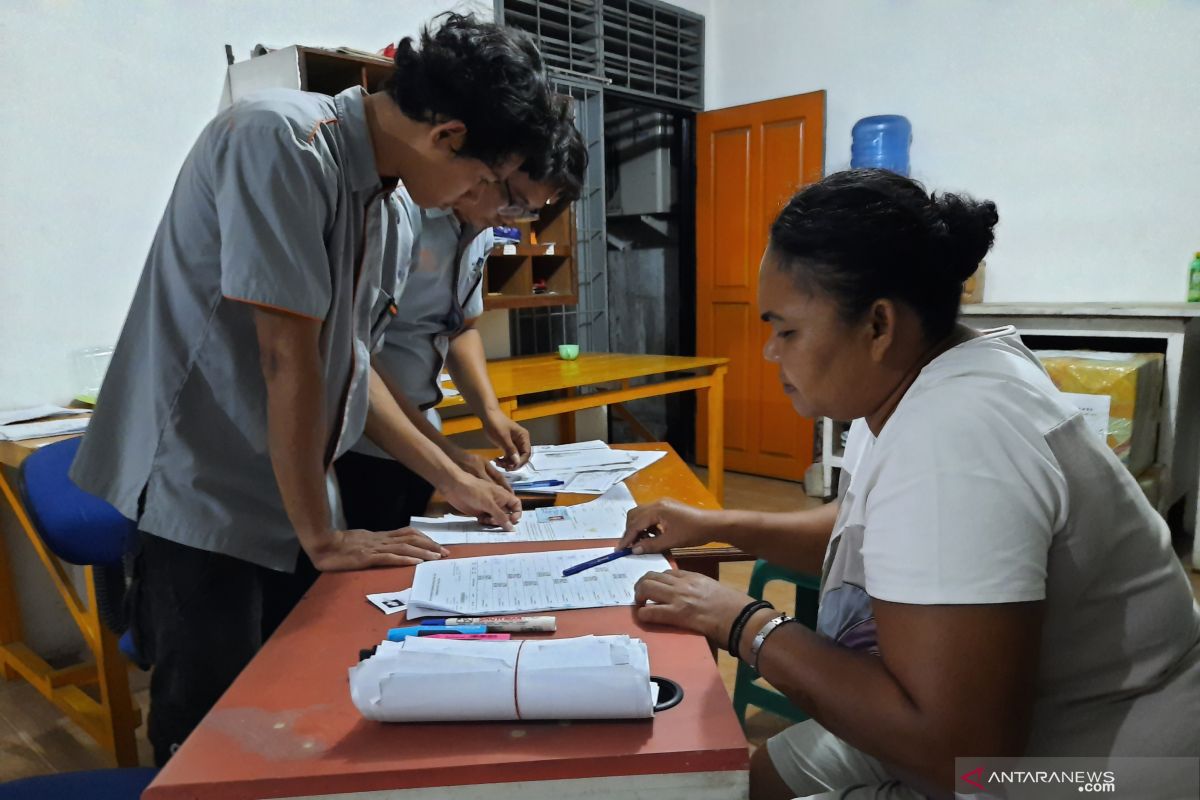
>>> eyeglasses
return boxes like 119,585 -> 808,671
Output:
497,179 -> 542,222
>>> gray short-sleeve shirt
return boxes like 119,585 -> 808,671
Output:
352,189 -> 491,458
71,87 -> 414,571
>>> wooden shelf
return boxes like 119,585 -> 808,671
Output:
489,245 -> 573,258
298,47 -> 393,95
484,291 -> 580,310
483,204 -> 578,310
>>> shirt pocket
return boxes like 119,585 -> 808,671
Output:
369,289 -> 396,349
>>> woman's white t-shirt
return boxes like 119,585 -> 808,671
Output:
821,327 -> 1200,757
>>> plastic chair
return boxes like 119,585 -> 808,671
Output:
731,560 -> 821,728
18,437 -> 143,665
0,768 -> 157,800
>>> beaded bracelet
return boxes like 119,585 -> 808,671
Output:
727,600 -> 773,659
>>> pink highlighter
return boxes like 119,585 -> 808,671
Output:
424,633 -> 512,641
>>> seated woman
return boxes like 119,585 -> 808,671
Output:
620,169 -> 1200,800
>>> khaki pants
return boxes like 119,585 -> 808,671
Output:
766,719 -> 927,799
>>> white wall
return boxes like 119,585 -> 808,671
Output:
702,0 -> 1200,303
0,0 -> 488,657
0,0 -> 490,410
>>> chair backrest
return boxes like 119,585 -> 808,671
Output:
18,437 -> 135,567
0,767 -> 157,800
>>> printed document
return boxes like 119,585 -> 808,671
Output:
410,483 -> 636,545
405,548 -> 670,618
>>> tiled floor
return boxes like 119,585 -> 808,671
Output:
1,469 -> 1197,781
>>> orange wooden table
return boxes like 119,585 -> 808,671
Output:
437,353 -> 729,501
144,444 -> 750,800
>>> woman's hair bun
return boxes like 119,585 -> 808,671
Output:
929,193 -> 999,282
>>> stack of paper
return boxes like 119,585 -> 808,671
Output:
411,483 -> 636,545
349,634 -> 657,722
405,548 -> 670,618
506,441 -> 668,495
0,406 -> 91,442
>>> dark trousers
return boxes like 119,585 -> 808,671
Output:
128,532 -> 318,765
333,450 -> 436,531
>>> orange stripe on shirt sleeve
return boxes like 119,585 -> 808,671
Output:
223,295 -> 324,322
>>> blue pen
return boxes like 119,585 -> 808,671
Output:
387,624 -> 487,641
561,548 -> 634,577
511,479 -> 565,489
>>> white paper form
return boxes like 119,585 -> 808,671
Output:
0,416 -> 90,441
528,440 -> 633,471
0,405 -> 89,426
506,448 -> 668,495
348,634 -> 655,722
410,483 -> 637,546
405,548 -> 670,618
1061,392 -> 1112,443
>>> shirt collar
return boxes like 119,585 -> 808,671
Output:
333,87 -> 385,194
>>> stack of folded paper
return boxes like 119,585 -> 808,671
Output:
505,440 -> 667,495
349,634 -> 657,722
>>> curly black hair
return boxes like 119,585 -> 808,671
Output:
769,169 -> 999,342
387,13 -> 557,168
521,97 -> 588,203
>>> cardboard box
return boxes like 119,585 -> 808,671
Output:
1035,351 -> 1164,475
961,261 -> 985,304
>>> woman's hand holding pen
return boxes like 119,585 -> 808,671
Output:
619,500 -> 749,643
617,499 -> 724,554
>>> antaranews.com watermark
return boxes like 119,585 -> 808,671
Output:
954,757 -> 1198,799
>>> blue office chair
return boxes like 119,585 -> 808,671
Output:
18,437 -> 143,665
0,768 -> 157,800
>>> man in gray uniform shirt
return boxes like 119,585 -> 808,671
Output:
337,114 -> 587,530
69,14 -> 558,764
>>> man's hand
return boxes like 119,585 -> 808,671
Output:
306,528 -> 449,572
441,473 -> 522,530
445,441 -> 511,491
484,413 -> 531,470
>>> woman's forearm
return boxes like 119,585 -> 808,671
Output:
715,501 -> 838,575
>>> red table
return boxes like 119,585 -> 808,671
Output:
144,445 -> 749,799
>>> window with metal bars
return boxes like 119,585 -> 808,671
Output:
509,78 -> 608,358
500,0 -> 602,76
601,0 -> 703,108
497,0 -> 703,108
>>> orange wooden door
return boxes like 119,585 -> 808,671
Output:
696,92 -> 825,480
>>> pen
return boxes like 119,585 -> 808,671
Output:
421,615 -> 557,633
386,624 -> 487,641
561,548 -> 634,577
510,479 -> 564,489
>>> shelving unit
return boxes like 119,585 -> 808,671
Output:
483,202 -> 579,310
221,45 -> 393,107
